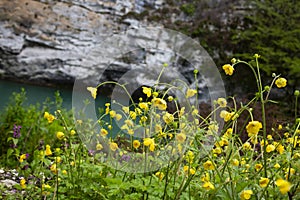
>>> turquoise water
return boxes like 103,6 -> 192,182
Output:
0,79 -> 73,111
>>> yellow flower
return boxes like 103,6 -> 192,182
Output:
142,87 -> 152,97
43,184 -> 51,189
143,138 -> 154,146
217,98 -> 227,107
19,154 -> 27,163
275,77 -> 287,88
220,110 -> 235,122
276,144 -> 285,154
87,87 -> 97,99
109,110 -> 116,118
185,151 -> 195,163
50,164 -> 58,174
259,177 -> 270,188
127,129 -> 134,135
203,160 -> 215,170
155,172 -> 164,180
96,143 -> 103,150
133,140 -> 140,149
100,128 -> 108,137
129,111 -> 137,120
163,112 -> 174,124
266,144 -> 275,153
152,98 -> 167,110
183,166 -> 195,175
186,89 -> 197,98
110,142 -> 118,151
20,178 -> 26,189
276,179 -> 292,194
176,133 -> 186,143
255,163 -> 263,171
246,121 -> 262,136
139,102 -> 149,111
213,147 -> 222,155
243,142 -> 252,150
274,163 -> 281,169
240,190 -> 253,200
44,112 -> 55,123
62,170 -> 67,175
202,181 -> 215,190
278,124 -> 283,130
122,106 -> 129,114
45,145 -> 52,156
56,131 -> 65,140
222,64 -> 234,75
232,159 -> 239,167
55,156 -> 62,163
70,130 -> 76,136
201,173 -> 210,182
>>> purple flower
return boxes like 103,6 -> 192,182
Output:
88,150 -> 95,156
13,125 -> 21,138
10,143 -> 18,148
120,154 -> 131,162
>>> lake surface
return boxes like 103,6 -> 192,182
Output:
0,79 -> 74,112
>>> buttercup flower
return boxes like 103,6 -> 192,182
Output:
50,164 -> 58,174
144,138 -> 155,151
96,143 -> 103,150
274,163 -> 281,169
129,111 -> 137,120
142,87 -> 152,98
186,89 -> 197,98
183,166 -> 195,175
243,142 -> 252,150
110,142 -> 118,151
232,159 -> 239,166
176,133 -> 186,143
240,190 -> 253,200
276,179 -> 292,194
259,177 -> 270,188
246,121 -> 262,136
100,128 -> 108,137
122,106 -> 129,114
44,112 -> 55,123
139,102 -> 149,111
56,131 -> 65,140
203,160 -> 215,170
155,172 -> 164,180
255,163 -> 263,171
222,64 -> 234,75
19,154 -> 27,163
152,98 -> 167,110
217,98 -> 227,107
20,178 -> 26,189
202,181 -> 215,190
275,77 -> 287,88
163,112 -> 174,124
45,145 -> 52,156
87,87 -> 97,99
266,144 -> 275,153
70,130 -> 76,136
133,140 -> 140,149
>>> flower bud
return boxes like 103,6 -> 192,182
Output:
231,58 -> 237,64
294,90 -> 300,97
264,86 -> 270,92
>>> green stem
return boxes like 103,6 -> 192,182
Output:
254,57 -> 267,177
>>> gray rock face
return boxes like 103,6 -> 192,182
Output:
0,0 -> 243,100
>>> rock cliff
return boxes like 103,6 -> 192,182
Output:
0,0 -> 247,94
